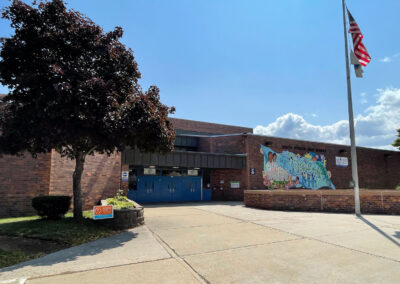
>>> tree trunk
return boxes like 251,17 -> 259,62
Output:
72,152 -> 86,220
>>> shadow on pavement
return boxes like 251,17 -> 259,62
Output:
142,201 -> 244,208
0,230 -> 138,273
358,216 -> 399,247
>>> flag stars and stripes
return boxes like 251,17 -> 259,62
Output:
347,9 -> 371,67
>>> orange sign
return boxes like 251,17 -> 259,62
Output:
93,205 -> 114,220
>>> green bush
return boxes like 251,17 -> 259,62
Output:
396,184 -> 400,190
106,190 -> 135,210
32,195 -> 71,219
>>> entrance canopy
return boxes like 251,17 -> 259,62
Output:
122,148 -> 246,169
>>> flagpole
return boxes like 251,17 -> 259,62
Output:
342,0 -> 361,216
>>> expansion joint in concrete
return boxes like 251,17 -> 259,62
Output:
191,207 -> 400,264
147,226 -> 209,284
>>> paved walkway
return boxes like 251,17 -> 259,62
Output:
1,202 -> 399,283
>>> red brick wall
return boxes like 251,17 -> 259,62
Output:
49,150 -> 121,210
0,153 -> 51,217
244,190 -> 400,214
121,164 -> 129,195
198,135 -> 246,154
170,118 -> 252,135
210,169 -> 247,201
356,147 -> 400,189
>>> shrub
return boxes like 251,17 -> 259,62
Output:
32,195 -> 71,219
106,190 -> 135,210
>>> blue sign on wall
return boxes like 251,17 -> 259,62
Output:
121,171 -> 129,182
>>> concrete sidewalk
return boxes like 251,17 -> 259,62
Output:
0,226 -> 171,282
1,202 -> 399,283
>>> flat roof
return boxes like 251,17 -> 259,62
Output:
169,117 -> 253,135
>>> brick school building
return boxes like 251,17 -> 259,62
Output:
1,116 -> 399,217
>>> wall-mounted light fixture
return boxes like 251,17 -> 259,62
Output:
384,153 -> 391,159
264,141 -> 272,146
339,149 -> 347,154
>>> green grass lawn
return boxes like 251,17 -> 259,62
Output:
0,249 -> 43,269
0,211 -> 118,246
0,211 -> 121,268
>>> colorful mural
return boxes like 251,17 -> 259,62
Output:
260,145 -> 335,190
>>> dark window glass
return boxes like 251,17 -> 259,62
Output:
203,169 -> 211,188
129,167 -> 137,190
162,169 -> 182,176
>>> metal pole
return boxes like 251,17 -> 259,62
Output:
342,0 -> 361,215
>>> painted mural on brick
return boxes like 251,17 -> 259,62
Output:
260,145 -> 335,190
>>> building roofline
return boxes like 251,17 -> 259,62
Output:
173,149 -> 247,157
177,133 -> 248,138
169,117 -> 253,132
248,133 -> 400,153
179,132 -> 399,153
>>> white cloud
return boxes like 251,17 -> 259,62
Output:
311,113 -> 317,118
360,92 -> 367,104
379,56 -> 391,63
254,88 -> 400,150
254,113 -> 350,145
379,52 -> 400,63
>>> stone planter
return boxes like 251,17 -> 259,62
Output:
98,203 -> 144,230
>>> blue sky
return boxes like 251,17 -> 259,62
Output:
1,0 -> 399,149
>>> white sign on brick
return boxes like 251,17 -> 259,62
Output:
335,157 -> 348,167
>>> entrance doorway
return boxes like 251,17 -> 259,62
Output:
127,167 -> 208,203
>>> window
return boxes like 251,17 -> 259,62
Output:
129,167 -> 137,190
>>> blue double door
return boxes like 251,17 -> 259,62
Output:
129,175 -> 202,203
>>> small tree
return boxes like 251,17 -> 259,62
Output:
393,129 -> 400,150
0,0 -> 175,219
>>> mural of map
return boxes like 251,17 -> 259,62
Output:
260,145 -> 335,190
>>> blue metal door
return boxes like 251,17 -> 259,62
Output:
170,176 -> 183,202
189,176 -> 202,201
179,176 -> 202,201
192,177 -> 202,201
159,176 -> 173,202
130,175 -> 203,203
135,176 -> 156,203
127,188 -> 137,201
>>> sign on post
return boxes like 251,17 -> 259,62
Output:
93,205 -> 114,220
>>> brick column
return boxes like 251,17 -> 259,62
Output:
121,164 -> 129,195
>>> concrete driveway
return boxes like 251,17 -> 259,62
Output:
1,202 -> 399,283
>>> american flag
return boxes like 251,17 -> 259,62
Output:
347,9 -> 371,67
